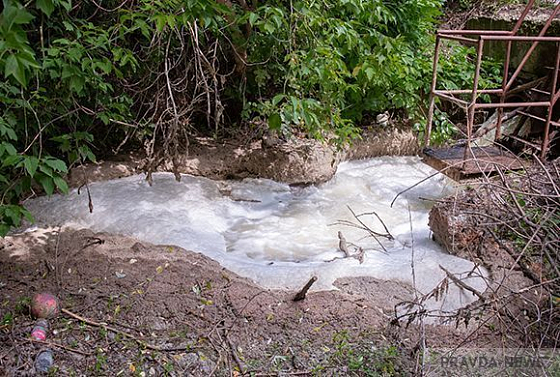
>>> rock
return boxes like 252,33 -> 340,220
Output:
342,126 -> 419,161
66,126 -> 420,187
376,112 -> 390,127
173,353 -> 199,370
242,138 -> 339,185
198,355 -> 216,375
172,352 -> 216,375
428,204 -> 483,258
131,242 -> 150,254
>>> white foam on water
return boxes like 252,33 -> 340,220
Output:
25,156 -> 488,313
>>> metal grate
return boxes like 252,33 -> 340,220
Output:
424,0 -> 560,162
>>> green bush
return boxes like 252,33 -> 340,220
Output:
244,0 -> 444,143
0,0 -> 502,234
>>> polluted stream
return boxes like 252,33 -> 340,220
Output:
25,156 -> 487,314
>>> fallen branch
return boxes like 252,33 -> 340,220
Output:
77,165 -> 94,213
337,231 -> 351,257
62,308 -> 193,352
346,206 -> 393,240
390,157 -> 529,208
439,265 -> 484,300
354,247 -> 365,264
226,335 -> 245,374
293,276 -> 317,302
331,207 -> 392,254
27,337 -> 92,356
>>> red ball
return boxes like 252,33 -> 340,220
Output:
31,293 -> 60,319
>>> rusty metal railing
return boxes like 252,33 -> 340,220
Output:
424,0 -> 560,161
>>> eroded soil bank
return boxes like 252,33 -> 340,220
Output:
429,158 -> 559,350
66,126 -> 419,188
1,128 -> 426,376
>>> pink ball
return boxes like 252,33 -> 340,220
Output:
31,293 -> 60,319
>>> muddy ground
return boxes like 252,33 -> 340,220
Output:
0,225 -> 506,377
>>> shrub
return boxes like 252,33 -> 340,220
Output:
0,0 -> 501,234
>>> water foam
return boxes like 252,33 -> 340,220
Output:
25,156 -> 487,313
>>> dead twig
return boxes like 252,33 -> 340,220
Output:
61,308 -> 193,352
254,372 -> 312,376
77,165 -> 94,213
225,335 -> 245,374
346,205 -> 394,240
26,338 -> 92,356
331,206 -> 392,254
438,265 -> 485,300
293,276 -> 317,302
337,231 -> 351,257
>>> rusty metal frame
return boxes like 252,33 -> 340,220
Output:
425,0 -> 560,161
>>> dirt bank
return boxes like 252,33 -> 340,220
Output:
67,126 -> 419,188
428,158 -> 559,350
1,228 -> 420,375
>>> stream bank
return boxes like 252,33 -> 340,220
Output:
67,126 -> 419,188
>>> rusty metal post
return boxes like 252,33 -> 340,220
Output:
505,4 -> 560,92
540,42 -> 560,160
464,37 -> 485,167
425,35 -> 441,147
510,0 -> 536,35
495,39 -> 513,140
427,0 -> 560,165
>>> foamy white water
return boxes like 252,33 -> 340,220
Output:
25,156 -> 487,313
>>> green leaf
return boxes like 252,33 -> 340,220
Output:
4,55 -> 26,87
3,53 -> 39,87
272,94 -> 285,106
365,67 -> 375,81
4,206 -> 21,227
59,0 -> 72,11
70,75 -> 85,94
24,156 -> 39,177
248,12 -> 259,26
0,225 -> 10,237
16,52 -> 41,69
36,0 -> 55,17
62,21 -> 74,31
44,158 -> 68,173
53,176 -> 68,194
1,142 -> 17,156
153,15 -> 166,32
86,150 -> 96,163
263,22 -> 275,33
12,7 -> 34,25
268,113 -> 282,131
2,155 -> 22,167
21,208 -> 34,223
39,164 -> 53,177
5,127 -> 17,141
40,176 -> 55,196
61,65 -> 76,79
